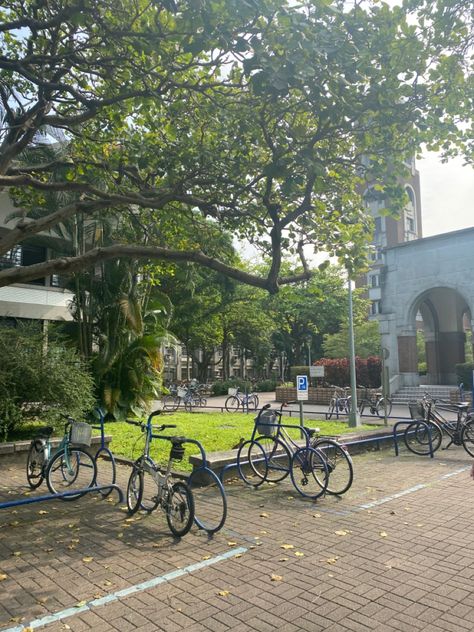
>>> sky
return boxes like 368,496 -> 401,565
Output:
418,152 -> 474,238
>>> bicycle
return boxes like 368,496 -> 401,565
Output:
26,417 -> 97,499
225,388 -> 259,412
326,386 -> 351,420
260,402 -> 353,495
162,384 -> 207,412
125,411 -> 195,537
358,385 -> 392,418
404,395 -> 474,457
236,403 -> 330,499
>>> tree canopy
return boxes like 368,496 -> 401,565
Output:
0,0 -> 471,291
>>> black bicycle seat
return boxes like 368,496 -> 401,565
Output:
456,402 -> 470,411
36,426 -> 54,438
169,436 -> 186,445
304,427 -> 317,438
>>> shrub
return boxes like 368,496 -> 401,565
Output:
254,379 -> 278,392
315,357 -> 381,388
0,322 -> 95,439
211,378 -> 253,396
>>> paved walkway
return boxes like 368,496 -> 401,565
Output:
1,440 -> 474,631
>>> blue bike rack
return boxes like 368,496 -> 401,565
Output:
393,419 -> 435,458
0,483 -> 123,510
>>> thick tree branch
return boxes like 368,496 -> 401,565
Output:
0,244 -> 312,292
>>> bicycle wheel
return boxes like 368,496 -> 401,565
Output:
94,447 -> 117,498
184,397 -> 194,412
188,467 -> 227,534
403,420 -> 443,455
162,395 -> 180,412
199,397 -> 207,408
250,436 -> 291,483
140,465 -> 161,513
237,440 -> 267,487
376,397 -> 393,417
326,398 -> 336,420
312,439 -> 354,495
290,447 -> 329,500
46,448 -> 97,499
461,418 -> 474,457
166,481 -> 195,537
126,464 -> 144,514
358,399 -> 366,416
26,439 -> 46,490
225,396 -> 240,412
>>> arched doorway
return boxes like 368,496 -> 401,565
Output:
409,288 -> 471,385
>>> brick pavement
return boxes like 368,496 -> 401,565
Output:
1,443 -> 474,631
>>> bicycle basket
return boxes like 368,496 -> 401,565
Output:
256,410 -> 277,436
228,387 -> 238,396
69,421 -> 92,447
170,443 -> 185,461
408,400 -> 425,420
177,387 -> 188,397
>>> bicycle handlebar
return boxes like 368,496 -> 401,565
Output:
126,420 -> 177,431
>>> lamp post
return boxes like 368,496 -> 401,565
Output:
348,276 -> 361,428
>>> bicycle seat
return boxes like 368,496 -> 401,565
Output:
35,426 -> 54,438
304,427 -> 320,438
168,436 -> 187,445
455,402 -> 470,411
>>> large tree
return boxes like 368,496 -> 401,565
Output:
0,0 -> 471,291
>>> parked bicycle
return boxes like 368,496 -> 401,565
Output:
162,384 -> 207,412
236,403 -> 332,499
404,394 -> 474,457
358,385 -> 392,418
26,416 -> 97,499
326,386 -> 351,420
225,388 -> 259,413
126,411 -> 195,537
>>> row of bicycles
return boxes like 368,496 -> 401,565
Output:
326,385 -> 393,419
24,399 -> 353,541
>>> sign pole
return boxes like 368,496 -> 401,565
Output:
296,374 -> 308,440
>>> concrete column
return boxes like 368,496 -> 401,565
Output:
438,331 -> 465,384
397,333 -> 419,386
424,332 -> 439,385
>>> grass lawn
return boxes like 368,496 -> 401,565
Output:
5,411 -> 381,473
102,411 -> 380,472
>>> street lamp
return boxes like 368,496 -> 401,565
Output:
347,276 -> 361,427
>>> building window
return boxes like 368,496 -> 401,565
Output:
370,274 -> 380,288
371,301 -> 380,315
0,246 -> 22,268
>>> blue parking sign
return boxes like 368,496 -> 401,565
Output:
296,375 -> 308,400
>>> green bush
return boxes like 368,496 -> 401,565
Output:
0,322 -> 95,439
254,379 -> 277,392
456,362 -> 474,388
211,379 -> 261,396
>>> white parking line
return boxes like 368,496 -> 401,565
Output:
3,546 -> 248,632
